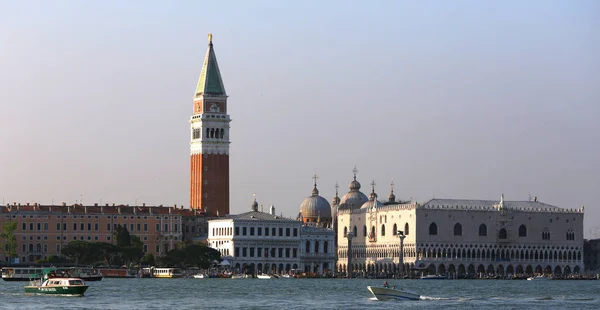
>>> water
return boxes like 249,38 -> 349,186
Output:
1,278 -> 599,309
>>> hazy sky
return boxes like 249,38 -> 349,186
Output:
1,1 -> 599,236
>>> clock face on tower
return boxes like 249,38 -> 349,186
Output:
209,103 -> 220,113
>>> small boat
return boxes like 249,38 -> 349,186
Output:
367,285 -> 420,301
420,275 -> 447,280
24,269 -> 89,296
193,273 -> 208,279
231,274 -> 251,279
280,274 -> 292,279
527,275 -> 550,281
256,274 -> 273,279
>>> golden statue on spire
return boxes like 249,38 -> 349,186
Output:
208,33 -> 213,42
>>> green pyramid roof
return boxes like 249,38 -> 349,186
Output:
195,34 -> 226,97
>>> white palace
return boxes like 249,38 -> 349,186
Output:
335,172 -> 585,278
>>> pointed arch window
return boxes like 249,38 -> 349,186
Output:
404,223 -> 409,235
499,228 -> 507,239
454,223 -> 462,236
566,229 -> 574,241
429,223 -> 437,236
393,224 -> 398,235
343,227 -> 347,237
353,226 -> 357,237
363,225 -> 367,237
542,229 -> 550,240
220,128 -> 225,139
381,224 -> 386,236
518,225 -> 527,237
479,224 -> 487,236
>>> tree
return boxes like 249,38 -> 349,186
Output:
141,253 -> 155,266
114,225 -> 131,248
161,244 -> 221,268
61,241 -> 91,265
1,221 -> 18,262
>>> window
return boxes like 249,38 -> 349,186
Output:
63,223 -> 67,231
265,227 -> 269,236
30,223 -> 34,231
144,224 -> 148,232
293,228 -> 298,237
381,224 -> 386,236
429,223 -> 438,235
257,247 -> 262,257
56,223 -> 61,231
566,230 -> 575,241
343,227 -> 347,236
37,223 -> 41,231
363,225 -> 367,237
286,228 -> 290,236
293,248 -> 297,258
137,223 -> 141,232
272,227 -> 276,236
454,223 -> 462,236
234,247 -> 239,257
393,224 -> 397,235
250,227 -> 254,236
130,223 -> 134,232
164,224 -> 168,232
250,248 -> 255,257
88,223 -> 92,231
73,223 -> 77,231
242,227 -> 247,235
174,224 -> 178,232
499,228 -> 508,239
324,241 -> 328,253
353,226 -> 357,237
306,241 -> 310,253
479,224 -> 487,236
258,227 -> 262,236
519,225 -> 527,237
235,227 -> 239,235
156,245 -> 160,253
107,223 -> 111,231
404,223 -> 409,235
22,222 -> 26,231
95,223 -> 99,231
80,223 -> 84,231
542,229 -> 550,240
156,223 -> 160,231
314,241 -> 319,253
242,248 -> 247,257
279,228 -> 283,236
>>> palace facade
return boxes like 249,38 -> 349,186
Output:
334,172 -> 585,277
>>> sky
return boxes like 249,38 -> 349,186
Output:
1,1 -> 599,236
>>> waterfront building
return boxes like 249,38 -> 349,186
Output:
335,174 -> 585,277
0,203 -> 213,263
583,238 -> 600,271
207,196 -> 335,275
190,33 -> 231,216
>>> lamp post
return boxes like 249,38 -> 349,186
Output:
398,233 -> 406,278
346,231 -> 354,279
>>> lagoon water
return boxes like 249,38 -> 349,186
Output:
1,278 -> 599,309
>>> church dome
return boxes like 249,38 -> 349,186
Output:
299,184 -> 331,223
361,198 -> 383,209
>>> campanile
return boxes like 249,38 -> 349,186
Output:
190,33 -> 230,215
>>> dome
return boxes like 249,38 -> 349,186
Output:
339,191 -> 369,210
361,198 -> 383,209
299,185 -> 332,222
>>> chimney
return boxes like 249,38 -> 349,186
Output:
49,206 -> 52,212
62,202 -> 66,206
112,203 -> 115,206
67,206 -> 71,214
101,206 -> 104,214
94,203 -> 98,206
169,208 -> 172,214
134,207 -> 137,215
84,206 -> 88,214
27,203 -> 30,206
142,203 -> 146,207
149,208 -> 153,215
118,206 -> 121,214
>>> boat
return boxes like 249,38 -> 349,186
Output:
256,274 -> 273,279
193,273 -> 208,279
140,267 -> 183,278
420,274 -> 447,280
280,274 -> 292,278
23,269 -> 89,296
367,285 -> 420,301
98,268 -> 137,278
231,274 -> 251,279
2,267 -> 102,281
527,275 -> 550,281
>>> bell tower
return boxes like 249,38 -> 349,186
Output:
190,33 -> 230,215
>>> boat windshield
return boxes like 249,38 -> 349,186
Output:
69,280 -> 84,285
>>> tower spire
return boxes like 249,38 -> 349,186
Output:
195,33 -> 226,97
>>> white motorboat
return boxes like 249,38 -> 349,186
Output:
193,274 -> 208,279
256,274 -> 273,279
527,275 -> 550,281
420,274 -> 447,280
367,285 -> 420,301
